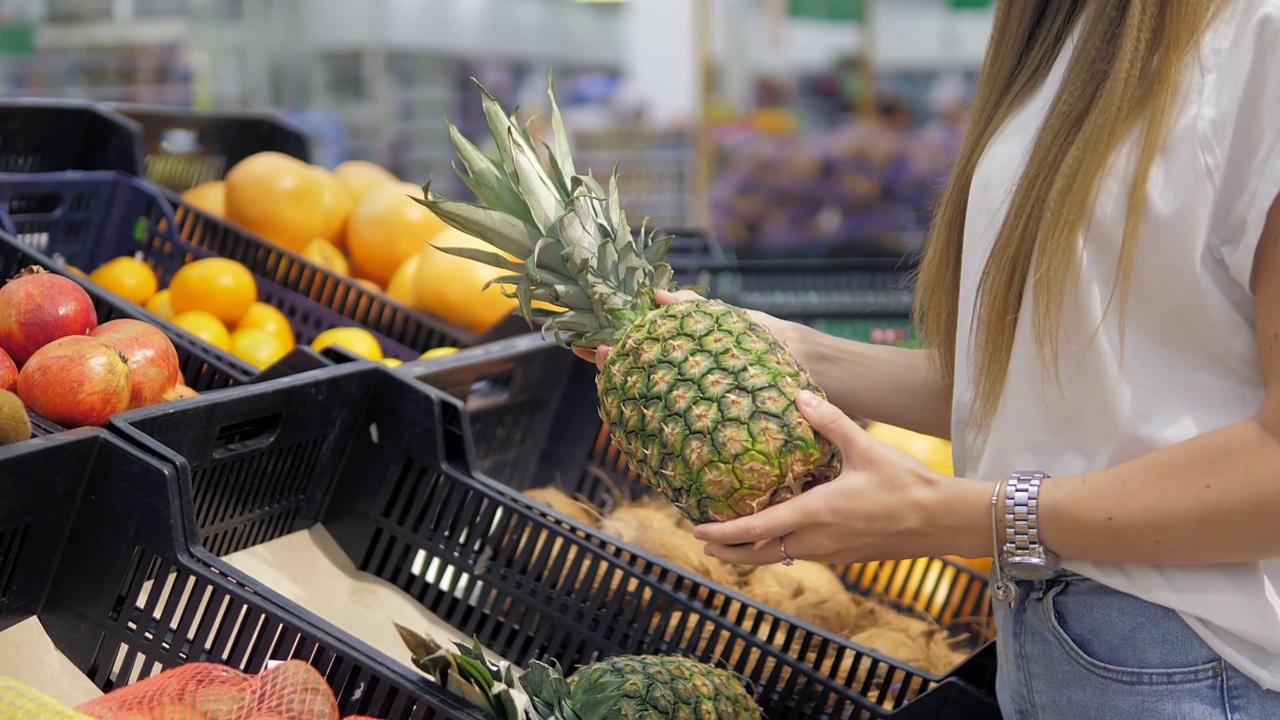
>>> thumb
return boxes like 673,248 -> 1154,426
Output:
654,289 -> 705,306
796,390 -> 870,454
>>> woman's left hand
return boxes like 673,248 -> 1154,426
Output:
692,390 -> 992,566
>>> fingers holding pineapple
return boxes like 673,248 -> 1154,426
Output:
694,390 -> 991,567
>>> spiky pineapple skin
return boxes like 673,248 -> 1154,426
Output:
596,299 -> 842,524
569,654 -> 763,719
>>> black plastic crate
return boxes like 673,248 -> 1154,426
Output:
398,333 -> 1001,719
0,99 -> 145,175
0,230 -> 256,436
0,427 -> 483,719
0,170 -> 429,367
106,353 -> 998,719
104,103 -> 312,193
690,256 -> 919,345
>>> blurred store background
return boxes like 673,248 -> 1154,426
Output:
0,0 -> 991,260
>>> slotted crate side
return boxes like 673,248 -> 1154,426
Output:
0,170 -> 424,363
0,230 -> 256,437
107,360 -> 997,719
400,335 -> 1000,719
0,99 -> 145,175
105,103 -> 312,193
0,428 -> 484,720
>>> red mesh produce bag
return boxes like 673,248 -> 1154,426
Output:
75,660 -> 341,720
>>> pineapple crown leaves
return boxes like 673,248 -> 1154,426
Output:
395,625 -> 531,720
413,73 -> 689,349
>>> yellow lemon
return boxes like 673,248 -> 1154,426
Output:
168,257 -> 258,326
311,326 -> 383,361
229,327 -> 290,370
235,302 -> 296,350
380,357 -> 404,368
172,310 -> 230,351
145,289 -> 176,319
419,346 -> 460,361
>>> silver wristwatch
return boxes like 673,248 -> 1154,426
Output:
1000,471 -> 1061,581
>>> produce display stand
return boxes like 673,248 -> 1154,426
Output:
0,228 -> 255,437
98,359 -> 995,719
399,333 -> 1000,719
0,170 -> 434,372
104,102 -> 313,193
690,255 -> 920,345
0,98 -> 145,176
0,426 -> 486,719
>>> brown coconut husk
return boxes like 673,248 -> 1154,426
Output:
521,487 -> 600,527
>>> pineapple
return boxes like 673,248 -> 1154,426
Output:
416,79 -> 841,524
395,625 -> 763,719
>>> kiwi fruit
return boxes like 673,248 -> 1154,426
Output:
0,390 -> 30,446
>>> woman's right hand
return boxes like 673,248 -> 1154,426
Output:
570,289 -> 796,371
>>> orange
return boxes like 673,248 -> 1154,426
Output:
385,253 -> 421,306
145,289 -> 176,319
410,226 -> 520,334
169,257 -> 258,326
346,182 -> 448,286
180,180 -> 226,217
332,160 -> 397,204
172,310 -> 230,351
89,255 -> 158,305
63,263 -> 88,279
224,151 -> 327,253
235,302 -> 296,349
302,237 -> 350,276
310,326 -> 383,361
229,327 -> 290,370
419,346 -> 460,360
311,165 -> 354,247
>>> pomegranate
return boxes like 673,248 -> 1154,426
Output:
0,347 -> 15,392
91,319 -> 182,409
161,384 -> 199,402
0,266 -> 97,366
17,335 -> 131,428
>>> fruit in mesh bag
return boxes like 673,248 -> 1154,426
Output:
250,661 -> 338,720
73,660 -> 341,720
415,80 -> 840,524
395,625 -> 762,719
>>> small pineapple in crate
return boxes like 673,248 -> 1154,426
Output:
395,625 -> 762,719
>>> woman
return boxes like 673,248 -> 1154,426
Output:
577,1 -> 1280,716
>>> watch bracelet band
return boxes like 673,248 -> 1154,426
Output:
1004,471 -> 1049,557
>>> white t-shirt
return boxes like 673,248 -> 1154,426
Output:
951,0 -> 1280,690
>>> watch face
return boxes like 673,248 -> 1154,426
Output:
1005,557 -> 1058,581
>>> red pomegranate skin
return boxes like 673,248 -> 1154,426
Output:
0,270 -> 98,366
91,319 -> 182,409
17,335 -> 131,428
0,347 -> 15,392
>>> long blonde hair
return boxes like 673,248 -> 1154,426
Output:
913,0 -> 1220,440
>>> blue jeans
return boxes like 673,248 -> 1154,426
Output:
993,572 -> 1280,719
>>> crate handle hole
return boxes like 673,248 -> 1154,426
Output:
6,191 -> 64,218
212,413 -> 283,458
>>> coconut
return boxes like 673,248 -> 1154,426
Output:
522,486 -> 600,527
